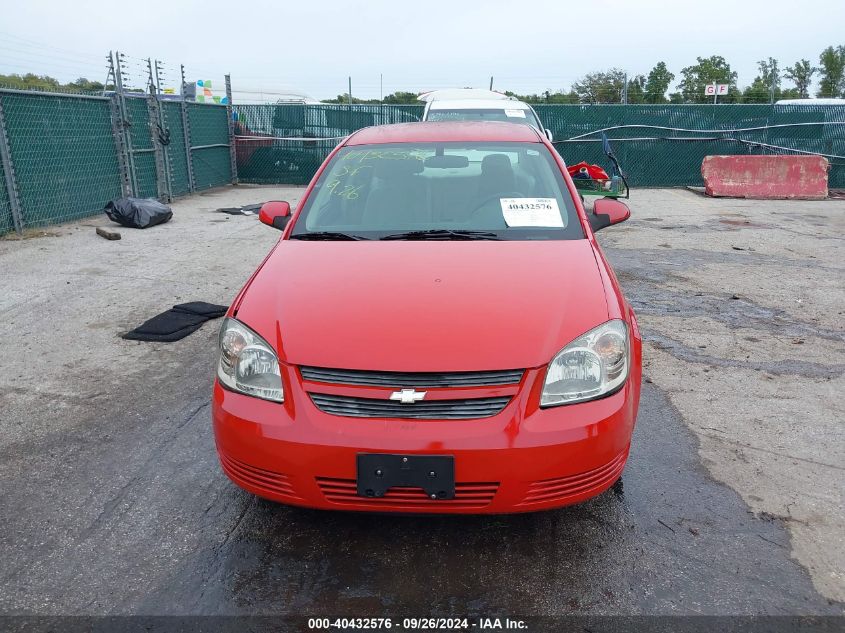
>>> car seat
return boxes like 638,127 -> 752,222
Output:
361,159 -> 428,229
477,154 -> 516,200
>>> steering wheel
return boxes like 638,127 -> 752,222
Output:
468,191 -> 527,218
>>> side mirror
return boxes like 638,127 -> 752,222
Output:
590,198 -> 630,232
259,201 -> 291,231
545,128 -> 554,142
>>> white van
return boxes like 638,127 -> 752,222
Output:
419,89 -> 553,141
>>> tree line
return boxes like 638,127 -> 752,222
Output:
323,46 -> 844,105
0,73 -> 141,94
3,44 -> 843,104
513,50 -> 838,105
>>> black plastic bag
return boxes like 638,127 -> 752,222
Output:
104,197 -> 173,229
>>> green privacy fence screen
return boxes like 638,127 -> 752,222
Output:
2,96 -> 842,235
163,101 -> 190,196
0,91 -> 123,230
188,103 -> 233,190
541,104 -> 845,189
233,104 -> 425,184
125,96 -> 159,200
0,159 -> 13,234
0,88 -> 233,234
232,103 -> 845,188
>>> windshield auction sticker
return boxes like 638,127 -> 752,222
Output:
500,198 -> 564,227
504,109 -> 526,118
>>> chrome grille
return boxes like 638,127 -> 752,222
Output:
310,393 -> 510,419
300,366 -> 524,387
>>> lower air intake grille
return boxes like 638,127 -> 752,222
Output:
300,366 -> 524,387
517,449 -> 628,507
310,393 -> 510,419
317,478 -> 499,509
219,453 -> 302,501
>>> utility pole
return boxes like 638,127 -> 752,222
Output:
770,70 -> 777,104
347,76 -> 353,132
622,73 -> 628,104
489,76 -> 494,91
380,73 -> 383,104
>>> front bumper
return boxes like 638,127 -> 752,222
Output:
212,363 -> 640,514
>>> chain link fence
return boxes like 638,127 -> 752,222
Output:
540,104 -> 845,189
188,102 -> 234,190
0,159 -> 14,234
2,96 -> 843,235
162,101 -> 191,197
0,90 -> 122,232
0,87 -> 234,235
233,104 -> 424,184
232,103 -> 845,189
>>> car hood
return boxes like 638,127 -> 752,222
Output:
235,240 -> 609,371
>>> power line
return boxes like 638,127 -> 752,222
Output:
0,30 -> 106,62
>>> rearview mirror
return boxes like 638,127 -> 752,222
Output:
424,155 -> 469,169
259,201 -> 292,231
589,198 -> 630,232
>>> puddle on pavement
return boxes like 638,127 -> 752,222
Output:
718,218 -> 773,230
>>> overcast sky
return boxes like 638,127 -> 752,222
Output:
2,0 -> 844,101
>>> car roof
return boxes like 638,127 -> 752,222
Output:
775,98 -> 845,105
418,88 -> 514,102
428,99 -> 531,110
345,121 -> 542,146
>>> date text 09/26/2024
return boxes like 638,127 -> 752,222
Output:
307,617 -> 528,630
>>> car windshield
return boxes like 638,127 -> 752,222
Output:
426,108 -> 541,129
290,142 -> 583,241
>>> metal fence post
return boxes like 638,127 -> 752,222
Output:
0,94 -> 25,234
146,58 -> 170,202
108,95 -> 133,197
113,52 -> 138,196
106,52 -> 132,198
154,60 -> 173,201
225,74 -> 238,185
180,65 -> 196,193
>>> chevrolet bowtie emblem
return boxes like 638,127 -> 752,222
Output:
389,389 -> 427,404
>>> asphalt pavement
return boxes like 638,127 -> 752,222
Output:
0,186 -> 841,617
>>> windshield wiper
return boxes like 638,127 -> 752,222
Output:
380,229 -> 501,241
289,232 -> 369,241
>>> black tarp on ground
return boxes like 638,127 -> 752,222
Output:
123,302 -> 227,342
105,197 -> 173,229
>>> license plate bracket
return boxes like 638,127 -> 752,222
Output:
356,454 -> 455,500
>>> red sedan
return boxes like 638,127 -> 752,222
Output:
213,121 -> 642,513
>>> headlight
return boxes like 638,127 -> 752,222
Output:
541,320 -> 629,407
217,318 -> 283,403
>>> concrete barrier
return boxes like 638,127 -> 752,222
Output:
701,155 -> 829,199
